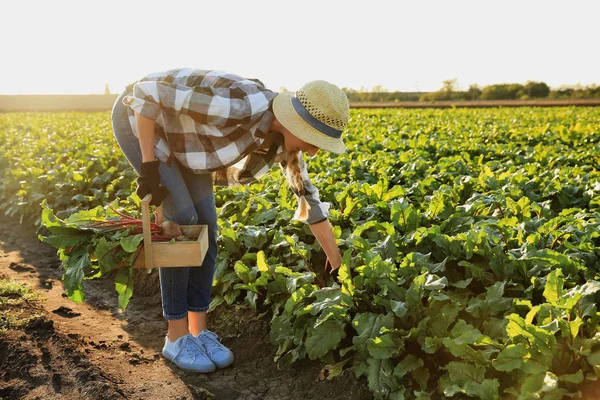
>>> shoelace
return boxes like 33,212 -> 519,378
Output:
197,329 -> 226,353
171,335 -> 207,365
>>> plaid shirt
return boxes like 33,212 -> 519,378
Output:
121,68 -> 329,224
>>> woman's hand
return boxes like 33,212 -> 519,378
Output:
328,250 -> 342,271
309,219 -> 341,271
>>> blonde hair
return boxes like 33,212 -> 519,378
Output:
284,151 -> 311,221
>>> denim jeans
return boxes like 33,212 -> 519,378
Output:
111,92 -> 218,320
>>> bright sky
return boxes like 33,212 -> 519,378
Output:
1,0 -> 598,94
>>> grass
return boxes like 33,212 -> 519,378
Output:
0,278 -> 44,333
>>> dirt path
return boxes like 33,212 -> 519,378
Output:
0,218 -> 372,400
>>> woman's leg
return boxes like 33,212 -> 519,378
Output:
111,95 -> 198,341
179,166 -> 219,335
179,170 -> 234,370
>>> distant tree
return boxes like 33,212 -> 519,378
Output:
549,84 -> 599,99
342,81 -> 599,103
481,83 -> 524,100
371,85 -> 388,93
466,84 -> 482,100
549,87 -> 574,99
524,81 -> 550,98
104,83 -> 111,95
419,79 -> 464,101
442,79 -> 458,95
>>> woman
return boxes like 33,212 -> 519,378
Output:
111,68 -> 349,373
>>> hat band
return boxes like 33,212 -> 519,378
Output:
291,96 -> 342,139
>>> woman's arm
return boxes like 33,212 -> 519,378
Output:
135,111 -> 157,162
309,219 -> 342,270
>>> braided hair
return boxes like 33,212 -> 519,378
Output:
284,150 -> 311,221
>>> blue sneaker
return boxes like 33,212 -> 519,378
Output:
195,329 -> 234,369
162,333 -> 216,373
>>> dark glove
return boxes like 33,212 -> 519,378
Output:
330,267 -> 339,282
136,160 -> 169,206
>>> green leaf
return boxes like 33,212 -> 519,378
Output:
463,379 -> 499,400
234,261 -> 251,283
65,206 -> 105,223
284,286 -> 311,317
446,361 -> 485,386
486,281 -> 504,300
93,237 -> 120,273
339,249 -> 355,296
115,265 -> 133,310
543,389 -> 574,400
569,318 -> 583,339
406,274 -> 426,309
284,272 -> 314,294
366,358 -> 396,398
305,320 -> 346,360
520,371 -> 558,397
394,354 -> 424,378
269,314 -> 293,344
310,290 -> 345,315
389,388 -> 407,400
558,370 -> 583,384
40,199 -> 67,228
506,313 -> 556,359
520,249 -> 581,275
423,275 -> 448,291
221,227 -> 239,253
442,338 -> 488,366
257,250 -> 269,272
390,300 -> 408,318
119,234 -> 144,253
493,343 -> 528,372
245,291 -> 258,311
391,198 -> 420,233
383,185 -> 405,202
451,278 -> 472,289
412,366 -> 430,390
367,333 -> 402,359
427,302 -> 460,338
352,313 -> 394,346
253,207 -> 278,224
587,348 -> 600,365
63,246 -> 91,300
543,268 -> 564,307
241,226 -> 268,249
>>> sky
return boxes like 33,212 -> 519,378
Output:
1,0 -> 598,94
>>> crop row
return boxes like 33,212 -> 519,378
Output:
1,107 -> 600,399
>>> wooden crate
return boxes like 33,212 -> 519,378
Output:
132,194 -> 209,269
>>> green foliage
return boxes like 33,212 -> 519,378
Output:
345,82 -> 598,103
1,107 -> 600,399
0,279 -> 44,332
38,200 -> 142,310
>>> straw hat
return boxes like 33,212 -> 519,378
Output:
273,80 -> 349,154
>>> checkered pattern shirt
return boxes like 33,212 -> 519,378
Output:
121,68 -> 329,224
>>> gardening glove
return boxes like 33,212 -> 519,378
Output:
136,160 -> 169,206
330,266 -> 339,282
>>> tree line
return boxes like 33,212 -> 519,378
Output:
343,80 -> 600,102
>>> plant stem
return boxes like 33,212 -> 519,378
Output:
289,242 -> 325,287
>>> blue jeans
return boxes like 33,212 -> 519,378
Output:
111,92 -> 218,320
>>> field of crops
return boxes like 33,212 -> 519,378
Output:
1,107 -> 600,399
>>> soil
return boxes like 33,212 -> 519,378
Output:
0,216 -> 373,400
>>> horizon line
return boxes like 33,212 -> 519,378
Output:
1,81 -> 598,97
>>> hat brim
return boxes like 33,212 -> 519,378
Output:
273,92 -> 346,155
